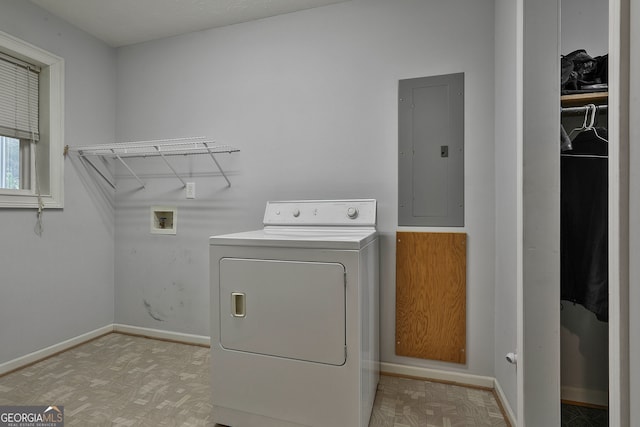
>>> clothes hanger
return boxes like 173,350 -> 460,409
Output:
561,104 -> 609,158
568,104 -> 608,143
584,104 -> 608,143
568,104 -> 592,138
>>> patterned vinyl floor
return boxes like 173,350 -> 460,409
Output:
0,333 -> 508,426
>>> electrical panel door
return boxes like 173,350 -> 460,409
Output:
398,73 -> 464,227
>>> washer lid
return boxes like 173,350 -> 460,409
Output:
210,226 -> 377,250
210,199 -> 378,249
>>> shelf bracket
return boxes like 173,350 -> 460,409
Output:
112,149 -> 146,189
154,145 -> 187,187
79,153 -> 116,189
203,142 -> 231,187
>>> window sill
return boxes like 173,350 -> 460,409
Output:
0,191 -> 63,209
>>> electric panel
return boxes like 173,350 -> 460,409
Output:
398,73 -> 464,226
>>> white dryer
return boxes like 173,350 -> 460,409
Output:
210,199 -> 379,427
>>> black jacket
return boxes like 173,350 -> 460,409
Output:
560,128 -> 608,321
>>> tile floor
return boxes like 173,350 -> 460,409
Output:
0,333 -> 508,426
370,375 -> 508,427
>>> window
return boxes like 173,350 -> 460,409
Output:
0,31 -> 64,208
0,136 -> 27,190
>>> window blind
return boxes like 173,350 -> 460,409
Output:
0,53 -> 39,141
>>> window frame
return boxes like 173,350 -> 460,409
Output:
0,31 -> 64,209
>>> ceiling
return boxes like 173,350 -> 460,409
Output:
29,0 -> 349,47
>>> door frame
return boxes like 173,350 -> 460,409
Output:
518,0 -> 630,425
607,0 -> 630,424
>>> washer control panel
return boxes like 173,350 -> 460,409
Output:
264,199 -> 376,226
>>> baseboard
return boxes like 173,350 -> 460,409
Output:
2,327 -> 519,425
0,324 -> 210,376
380,362 -> 495,388
494,378 -> 517,427
561,385 -> 608,407
380,363 -> 518,426
0,325 -> 113,376
113,324 -> 210,347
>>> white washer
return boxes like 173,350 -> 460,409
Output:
210,199 -> 379,427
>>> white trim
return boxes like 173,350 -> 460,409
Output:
608,0 -> 630,425
0,324 -> 210,376
608,0 -> 621,422
515,0 -> 525,424
561,386 -> 609,408
0,30 -> 64,209
0,32 -> 63,66
44,58 -> 65,208
2,326 -> 517,424
495,378 -> 517,426
629,0 -> 640,420
113,324 -> 210,347
0,325 -> 113,376
396,226 -> 468,234
380,362 -> 494,388
380,363 -> 517,424
380,362 -> 519,424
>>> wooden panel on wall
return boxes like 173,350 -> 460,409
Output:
395,231 -> 467,364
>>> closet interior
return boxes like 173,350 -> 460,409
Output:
560,0 -> 609,425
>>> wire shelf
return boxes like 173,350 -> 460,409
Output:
69,137 -> 239,189
74,137 -> 239,158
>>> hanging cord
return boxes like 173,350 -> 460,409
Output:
25,65 -> 43,236
33,153 -> 44,236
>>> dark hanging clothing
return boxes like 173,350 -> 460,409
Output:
560,128 -> 608,321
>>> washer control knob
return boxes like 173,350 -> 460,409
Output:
292,208 -> 300,217
347,207 -> 359,219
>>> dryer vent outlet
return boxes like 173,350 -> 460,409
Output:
151,206 -> 177,235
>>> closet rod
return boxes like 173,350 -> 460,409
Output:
561,104 -> 608,114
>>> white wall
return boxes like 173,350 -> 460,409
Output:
114,0 -> 498,376
494,0 -> 519,416
560,303 -> 609,403
561,0 -> 609,56
0,0 -> 116,364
